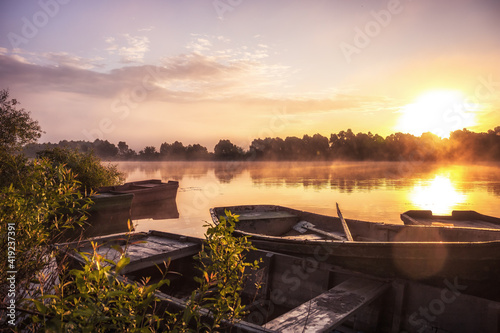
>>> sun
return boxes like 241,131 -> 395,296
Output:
395,90 -> 479,138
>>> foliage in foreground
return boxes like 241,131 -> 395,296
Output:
182,211 -> 261,332
0,158 -> 92,326
29,243 -> 166,332
36,147 -> 124,193
3,202 -> 259,332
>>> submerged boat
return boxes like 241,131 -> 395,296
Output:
211,205 -> 500,300
401,210 -> 500,229
57,230 -> 500,332
98,179 -> 179,219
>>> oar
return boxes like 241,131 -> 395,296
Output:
293,221 -> 346,241
336,203 -> 354,242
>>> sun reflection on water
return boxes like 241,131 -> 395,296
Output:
409,175 -> 467,215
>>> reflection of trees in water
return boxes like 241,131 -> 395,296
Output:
248,162 -> 443,193
114,161 -> 500,197
213,161 -> 246,183
488,184 -> 500,197
246,162 -> 500,196
115,161 -> 213,182
450,164 -> 500,197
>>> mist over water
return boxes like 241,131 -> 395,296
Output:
114,161 -> 500,237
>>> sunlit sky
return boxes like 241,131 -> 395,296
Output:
1,0 -> 500,151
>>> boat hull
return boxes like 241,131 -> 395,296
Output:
211,205 -> 500,300
401,209 -> 500,229
62,192 -> 134,239
98,179 -> 179,219
58,230 -> 500,332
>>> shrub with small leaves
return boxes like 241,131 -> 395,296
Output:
28,242 -> 166,333
0,158 -> 92,328
184,211 -> 261,331
37,147 -> 124,193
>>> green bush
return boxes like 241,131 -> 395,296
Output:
15,212 -> 260,332
29,243 -> 166,332
0,158 -> 92,329
183,211 -> 261,331
36,147 -> 124,193
0,149 -> 30,189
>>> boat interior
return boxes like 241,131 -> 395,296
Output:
213,205 -> 500,243
58,230 -> 500,332
402,210 -> 500,229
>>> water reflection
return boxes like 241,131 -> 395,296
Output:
114,161 -> 500,197
113,161 -> 500,237
409,175 -> 467,215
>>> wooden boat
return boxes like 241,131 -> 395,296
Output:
57,230 -> 500,332
98,179 -> 179,219
62,192 -> 134,240
210,205 -> 500,301
401,209 -> 500,229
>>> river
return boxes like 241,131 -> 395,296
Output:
113,161 -> 500,238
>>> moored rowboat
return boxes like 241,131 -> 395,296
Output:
98,179 -> 179,219
211,205 -> 500,301
58,230 -> 500,332
401,209 -> 500,229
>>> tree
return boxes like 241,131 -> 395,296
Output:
0,89 -> 43,188
93,139 -> 118,158
117,141 -> 136,159
159,142 -> 185,159
304,133 -> 329,159
214,139 -> 244,160
37,147 -> 124,193
186,143 -> 209,160
283,136 -> 305,160
0,89 -> 42,152
139,146 -> 159,160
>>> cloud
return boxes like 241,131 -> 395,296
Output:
138,26 -> 154,32
186,38 -> 213,54
105,34 -> 150,63
44,52 -> 105,70
0,50 -> 394,117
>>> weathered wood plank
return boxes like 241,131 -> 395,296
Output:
67,233 -> 201,273
144,235 -> 193,246
122,243 -> 201,274
263,277 -> 389,332
391,280 -> 406,333
237,211 -> 297,221
486,302 -> 500,333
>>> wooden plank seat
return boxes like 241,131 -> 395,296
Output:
236,211 -> 298,221
72,235 -> 201,274
264,277 -> 389,332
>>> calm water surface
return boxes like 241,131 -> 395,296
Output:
113,161 -> 500,238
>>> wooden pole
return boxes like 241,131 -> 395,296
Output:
336,203 -> 354,242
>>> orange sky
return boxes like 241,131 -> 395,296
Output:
1,0 -> 499,150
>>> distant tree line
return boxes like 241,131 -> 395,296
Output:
23,126 -> 500,162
